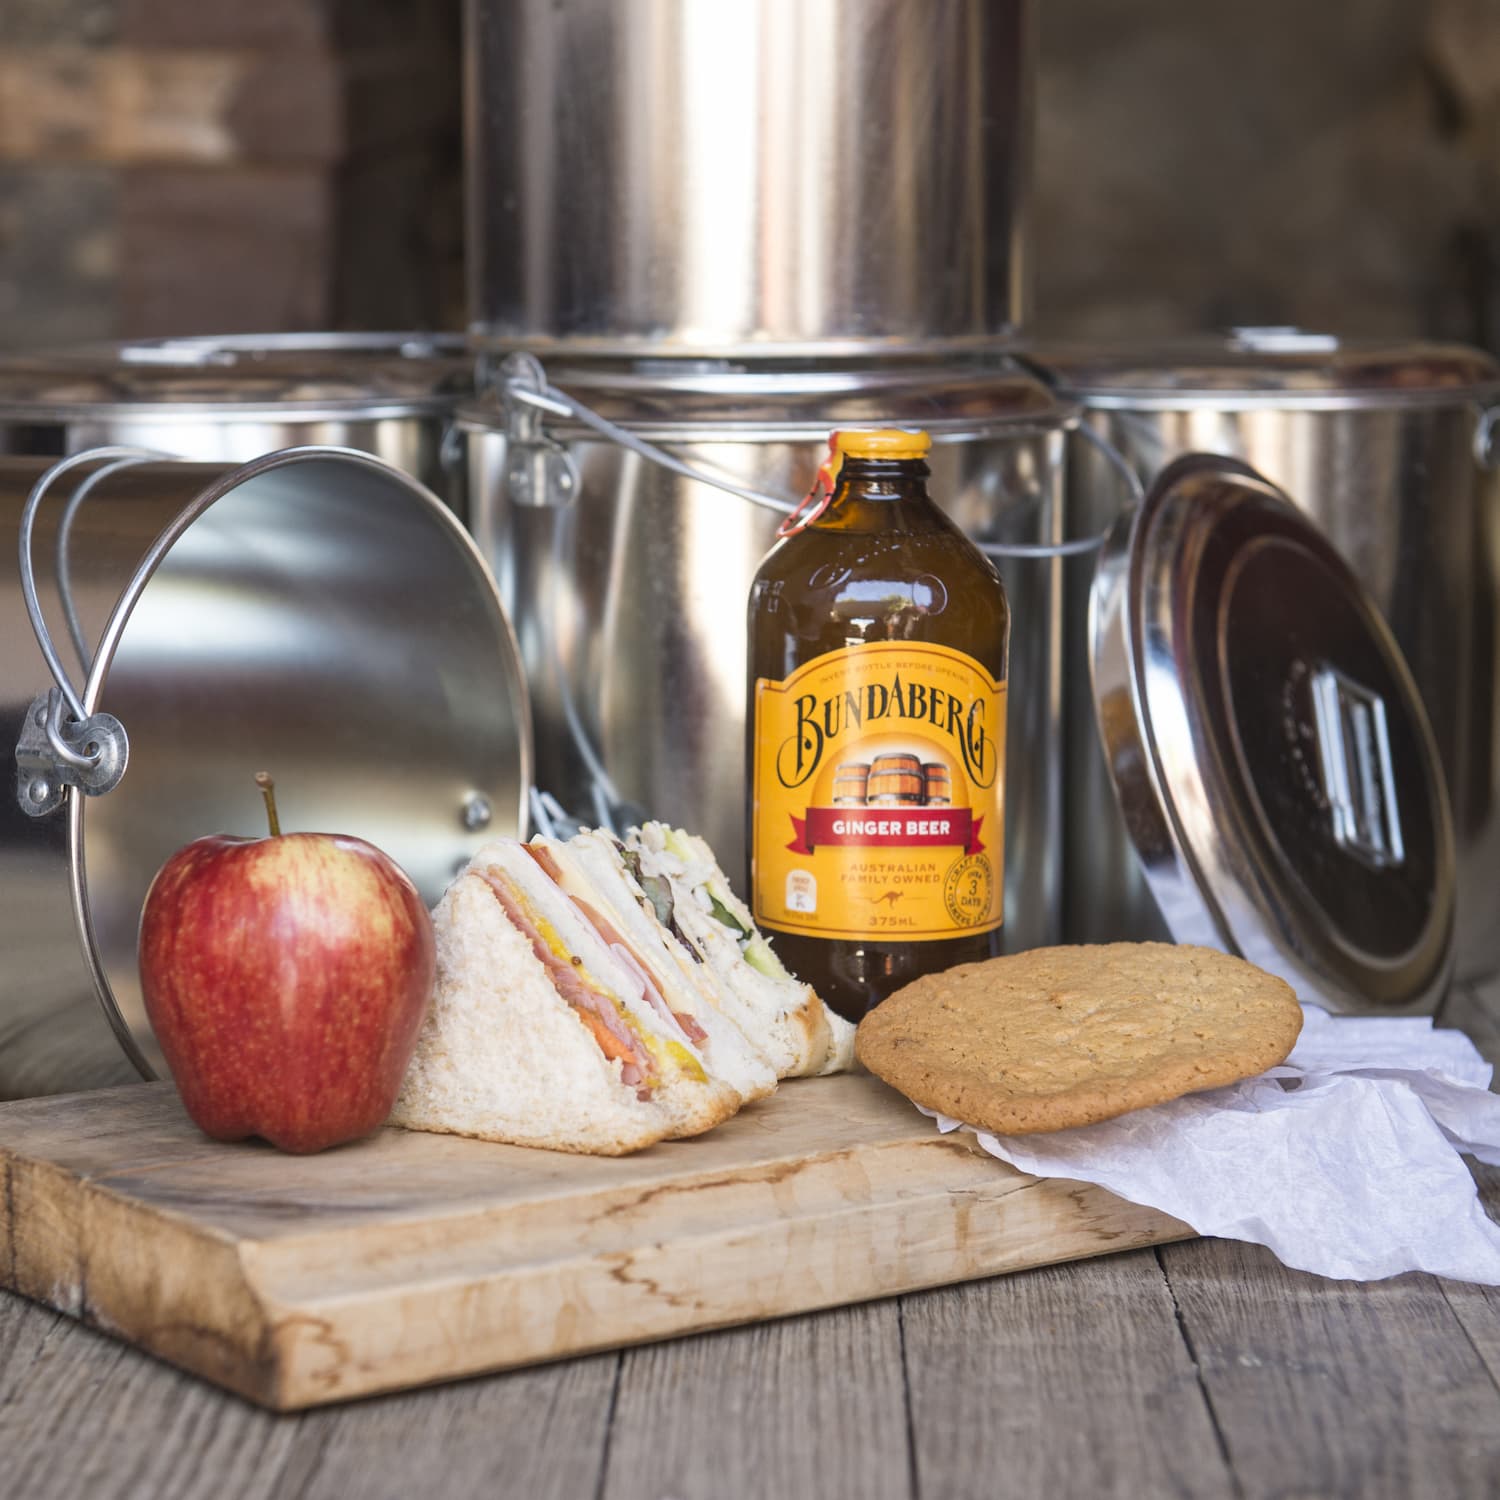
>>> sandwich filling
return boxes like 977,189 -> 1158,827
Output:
522,845 -> 710,1048
478,870 -> 661,1097
632,826 -> 787,980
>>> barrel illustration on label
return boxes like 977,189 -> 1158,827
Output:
923,763 -> 952,806
753,640 -> 1005,943
832,761 -> 871,806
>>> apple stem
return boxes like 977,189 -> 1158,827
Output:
255,772 -> 282,838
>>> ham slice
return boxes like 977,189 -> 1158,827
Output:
523,848 -> 712,1055
479,871 -> 653,1094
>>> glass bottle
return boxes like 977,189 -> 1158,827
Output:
747,428 -> 1010,1023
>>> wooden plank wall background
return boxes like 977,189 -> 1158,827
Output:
0,0 -> 463,347
0,1 -> 1497,352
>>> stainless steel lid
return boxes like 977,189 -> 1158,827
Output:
470,355 -> 1073,441
1090,452 -> 1455,1012
0,333 -> 474,419
1036,327 -> 1500,410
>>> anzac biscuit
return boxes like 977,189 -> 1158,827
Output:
855,942 -> 1302,1134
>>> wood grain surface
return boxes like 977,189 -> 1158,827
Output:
4,978 -> 1500,1497
0,1074 -> 1189,1411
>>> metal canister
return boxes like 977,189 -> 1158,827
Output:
2,449 -> 530,1099
462,356 -> 1073,956
0,333 -> 474,516
1040,330 -> 1500,979
465,0 -> 1034,356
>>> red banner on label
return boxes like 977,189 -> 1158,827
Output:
788,807 -> 984,856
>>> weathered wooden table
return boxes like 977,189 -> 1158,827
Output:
4,976 -> 1500,1499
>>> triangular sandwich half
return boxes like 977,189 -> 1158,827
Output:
391,839 -> 740,1154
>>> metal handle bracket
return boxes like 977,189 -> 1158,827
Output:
16,691 -> 128,817
500,353 -> 580,508
1310,664 -> 1404,869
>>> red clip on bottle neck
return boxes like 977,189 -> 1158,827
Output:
777,432 -> 844,538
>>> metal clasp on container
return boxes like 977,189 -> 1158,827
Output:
496,352 -> 579,508
16,691 -> 127,816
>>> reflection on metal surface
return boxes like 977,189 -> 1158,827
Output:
1046,334 -> 1500,980
1,450 -> 531,1095
1310,664 -> 1404,871
0,333 -> 475,520
465,0 -> 1033,354
1088,454 -> 1453,1015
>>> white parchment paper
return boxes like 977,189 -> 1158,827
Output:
924,1005 -> 1500,1284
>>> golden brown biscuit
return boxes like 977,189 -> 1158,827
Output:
855,942 -> 1302,1134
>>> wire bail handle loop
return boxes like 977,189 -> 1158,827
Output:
493,353 -> 1122,560
14,446 -> 172,817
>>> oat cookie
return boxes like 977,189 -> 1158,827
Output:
855,942 -> 1303,1134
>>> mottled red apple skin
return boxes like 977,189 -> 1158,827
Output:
138,831 -> 436,1154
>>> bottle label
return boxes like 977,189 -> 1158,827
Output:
752,641 -> 1005,942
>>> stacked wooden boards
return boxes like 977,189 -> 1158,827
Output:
0,1075 -> 1191,1410
0,3 -> 461,345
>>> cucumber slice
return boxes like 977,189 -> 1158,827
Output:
706,890 -> 750,939
744,934 -> 787,979
662,827 -> 695,861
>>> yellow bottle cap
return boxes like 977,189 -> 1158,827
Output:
834,427 -> 931,460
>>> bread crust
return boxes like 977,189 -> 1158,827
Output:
855,942 -> 1303,1134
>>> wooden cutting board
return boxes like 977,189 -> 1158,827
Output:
0,1076 -> 1191,1410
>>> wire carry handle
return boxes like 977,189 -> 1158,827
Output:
15,446 -> 175,817
492,353 -> 1142,559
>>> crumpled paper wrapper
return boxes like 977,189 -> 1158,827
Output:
923,1005 -> 1500,1284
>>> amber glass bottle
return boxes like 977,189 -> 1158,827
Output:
747,428 -> 1010,1023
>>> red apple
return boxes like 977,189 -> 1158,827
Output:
138,773 -> 436,1153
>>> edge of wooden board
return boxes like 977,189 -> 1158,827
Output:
0,1083 -> 1193,1410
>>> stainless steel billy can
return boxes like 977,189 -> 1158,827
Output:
1043,330 -> 1500,981
2,448 -> 530,1099
465,0 -> 1035,355
463,355 -> 1074,956
0,333 -> 474,516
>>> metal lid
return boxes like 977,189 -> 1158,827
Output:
468,354 -> 1071,441
0,332 -> 474,419
1035,327 -> 1500,410
1090,452 -> 1455,1012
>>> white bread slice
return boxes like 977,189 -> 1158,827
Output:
627,823 -> 846,1079
541,831 -> 778,1105
389,874 -> 673,1155
475,841 -> 742,1141
819,1010 -> 858,1076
